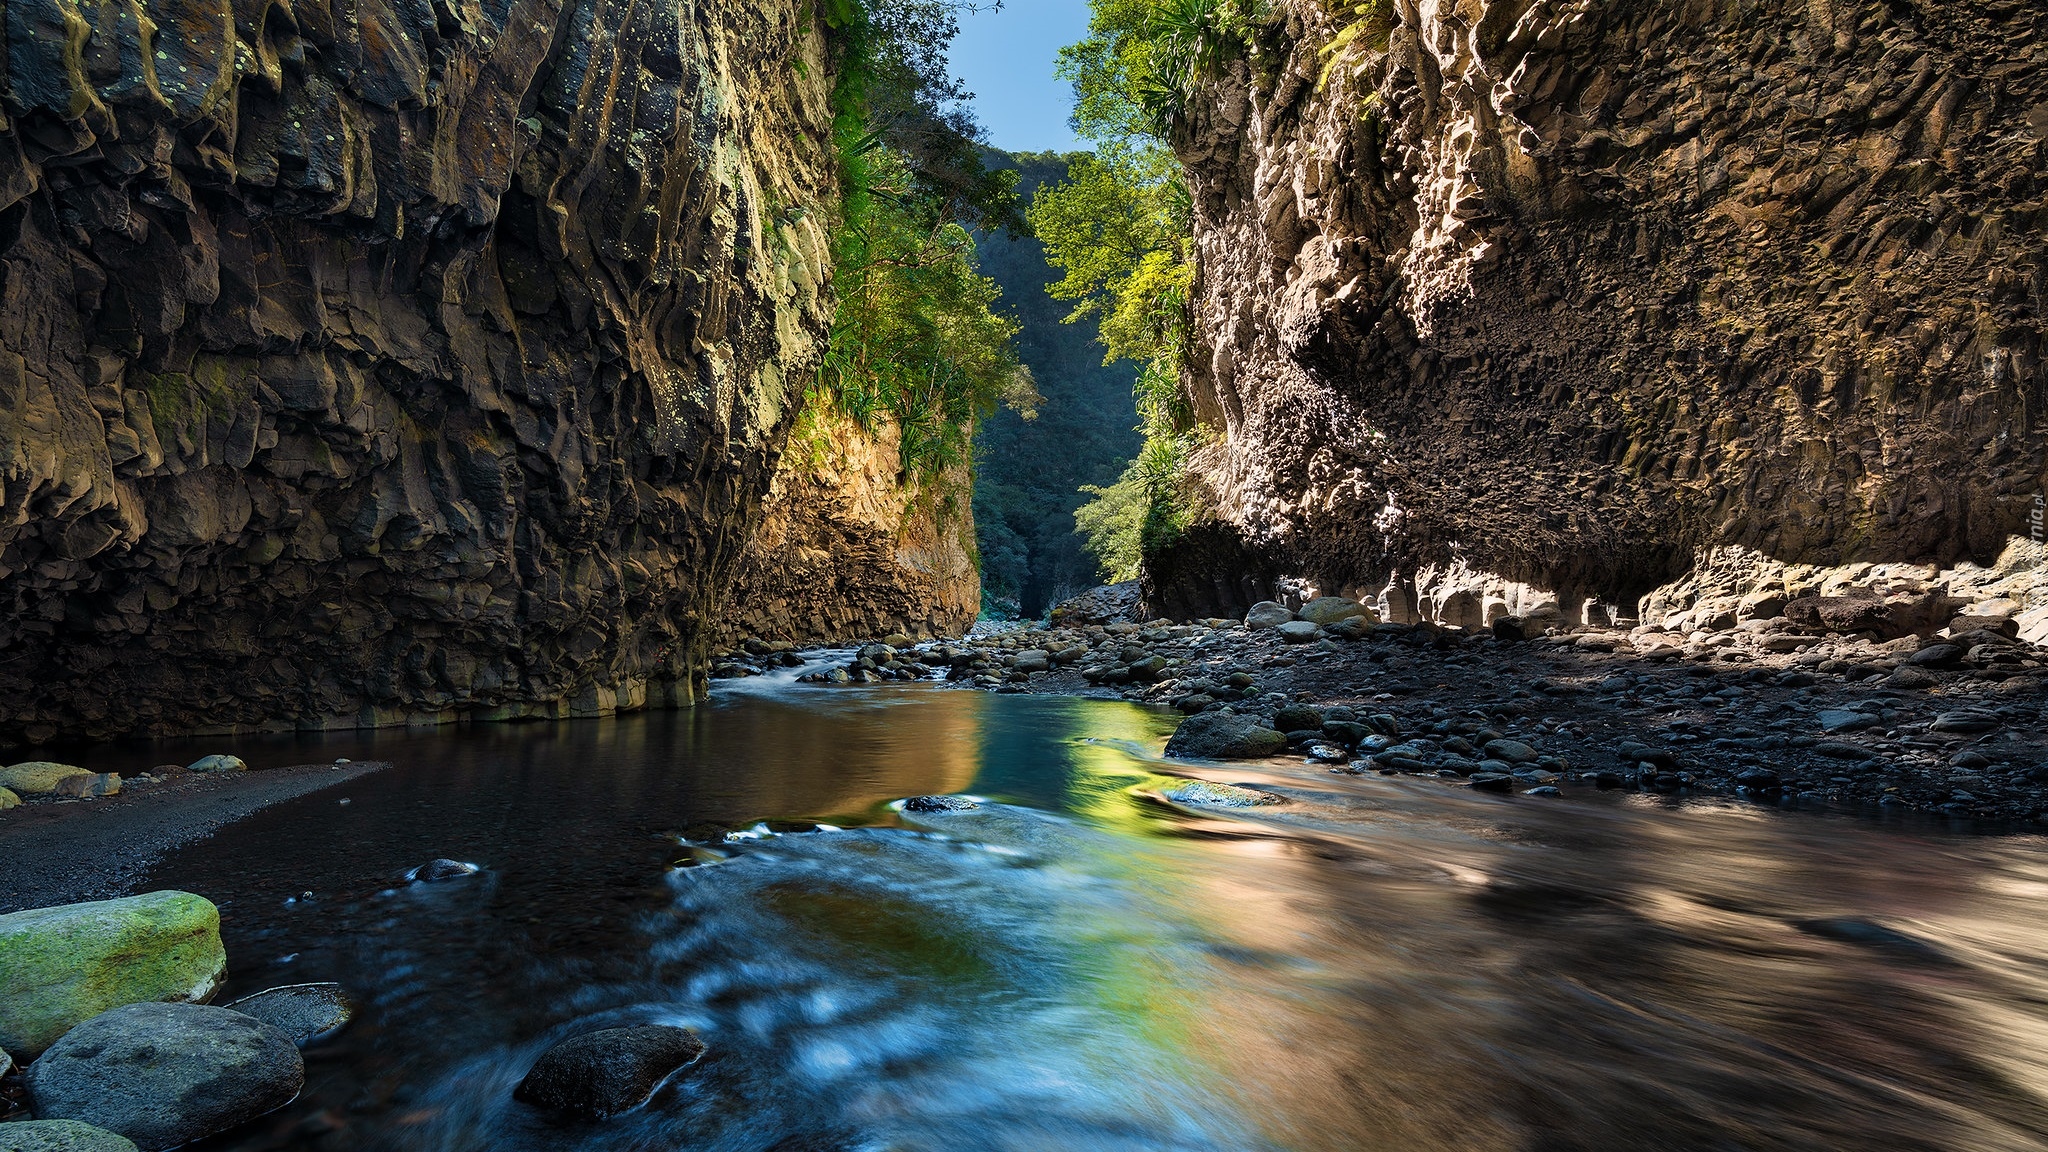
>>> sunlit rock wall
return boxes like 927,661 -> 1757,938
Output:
1155,0 -> 2046,624
0,0 -> 836,741
722,411 -> 979,645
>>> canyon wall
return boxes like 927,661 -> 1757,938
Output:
0,0 -> 839,741
1155,0 -> 2047,625
721,412 -> 980,645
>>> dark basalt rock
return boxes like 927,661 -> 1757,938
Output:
1149,0 -> 2044,622
0,1120 -> 140,1152
902,795 -> 979,814
514,1025 -> 705,1118
1164,711 -> 1287,760
24,1003 -> 303,1152
0,0 -> 837,743
407,859 -> 480,882
225,983 -> 353,1046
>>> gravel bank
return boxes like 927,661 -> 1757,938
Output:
0,762 -> 390,913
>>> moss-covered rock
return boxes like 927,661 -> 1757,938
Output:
0,786 -> 20,809
0,892 -> 227,1056
0,763 -> 89,796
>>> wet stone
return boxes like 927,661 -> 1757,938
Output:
902,795 -> 979,813
514,1025 -> 706,1118
407,859 -> 481,882
225,983 -> 353,1046
1162,781 -> 1285,807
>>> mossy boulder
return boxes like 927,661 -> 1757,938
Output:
0,762 -> 89,796
0,892 -> 227,1056
0,786 -> 19,809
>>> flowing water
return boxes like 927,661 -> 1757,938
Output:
99,665 -> 2048,1151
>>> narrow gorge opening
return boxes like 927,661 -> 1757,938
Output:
1,1 -> 2046,1150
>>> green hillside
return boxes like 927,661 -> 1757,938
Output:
974,150 -> 1142,617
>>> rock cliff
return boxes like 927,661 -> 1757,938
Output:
1158,0 -> 2046,625
721,412 -> 979,645
0,0 -> 837,741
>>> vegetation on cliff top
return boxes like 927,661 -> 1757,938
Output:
807,0 -> 1039,489
1035,0 -> 1246,582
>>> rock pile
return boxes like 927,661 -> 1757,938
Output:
0,892 -> 353,1150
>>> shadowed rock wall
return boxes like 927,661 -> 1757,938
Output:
1160,0 -> 2047,622
0,0 -> 836,741
722,412 -> 980,646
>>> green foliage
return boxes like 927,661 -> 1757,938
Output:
1036,0 -> 1241,583
1317,0 -> 1394,92
973,151 -> 1143,614
811,2 -> 1034,488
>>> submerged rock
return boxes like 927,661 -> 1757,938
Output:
902,795 -> 980,814
25,1003 -> 303,1152
514,1025 -> 706,1118
1161,781 -> 1284,808
1164,711 -> 1287,760
0,1121 -> 141,1152
0,891 -> 227,1057
407,859 -> 482,882
224,983 -> 354,1046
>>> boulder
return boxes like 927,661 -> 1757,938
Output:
901,795 -> 979,813
1011,649 -> 1051,673
1161,781 -> 1284,807
1481,739 -> 1540,764
0,787 -> 18,810
406,859 -> 480,882
184,755 -> 246,774
1736,589 -> 1789,621
224,983 -> 353,1046
0,763 -> 89,796
1298,597 -> 1371,626
1325,616 -> 1374,641
1244,602 -> 1295,629
1271,705 -> 1326,733
1275,621 -> 1321,644
1784,595 -> 1892,636
24,1003 -> 303,1152
0,892 -> 226,1057
1164,711 -> 1287,759
0,1121 -> 140,1152
514,1025 -> 706,1118
51,773 -> 120,799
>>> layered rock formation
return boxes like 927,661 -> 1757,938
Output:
722,412 -> 979,645
0,0 -> 838,740
1157,0 -> 2047,625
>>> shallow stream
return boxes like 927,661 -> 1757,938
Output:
111,668 -> 2048,1151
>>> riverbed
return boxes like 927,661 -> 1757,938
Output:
85,668 -> 2048,1150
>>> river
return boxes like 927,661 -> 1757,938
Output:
116,665 -> 2048,1151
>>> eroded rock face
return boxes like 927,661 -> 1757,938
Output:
0,0 -> 836,741
1159,0 -> 2046,620
721,411 -> 979,645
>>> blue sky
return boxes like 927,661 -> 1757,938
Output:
948,0 -> 1093,154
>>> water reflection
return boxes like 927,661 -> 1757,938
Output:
75,676 -> 2048,1151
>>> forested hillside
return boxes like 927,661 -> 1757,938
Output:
973,152 -> 1142,617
